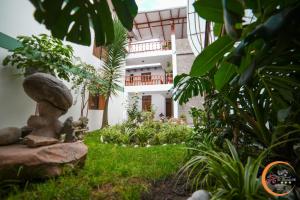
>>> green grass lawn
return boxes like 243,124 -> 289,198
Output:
5,132 -> 187,200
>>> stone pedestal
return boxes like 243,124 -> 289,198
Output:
0,141 -> 87,180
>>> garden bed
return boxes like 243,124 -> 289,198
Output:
2,132 -> 188,200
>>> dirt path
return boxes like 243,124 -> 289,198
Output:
141,177 -> 191,200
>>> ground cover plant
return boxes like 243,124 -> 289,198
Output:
96,120 -> 192,146
1,132 -> 186,200
94,95 -> 193,147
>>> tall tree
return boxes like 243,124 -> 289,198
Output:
100,20 -> 127,128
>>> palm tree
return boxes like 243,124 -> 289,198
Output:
100,20 -> 127,128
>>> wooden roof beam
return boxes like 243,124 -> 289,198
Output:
158,11 -> 166,41
145,13 -> 153,38
135,21 -> 186,30
134,19 -> 142,39
133,17 -> 186,27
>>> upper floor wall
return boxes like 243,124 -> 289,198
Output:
128,40 -> 171,53
176,38 -> 194,55
125,64 -> 173,87
126,39 -> 173,60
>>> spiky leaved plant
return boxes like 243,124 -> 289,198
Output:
100,20 -> 127,128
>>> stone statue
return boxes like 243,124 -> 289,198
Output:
61,117 -> 76,142
0,73 -> 88,180
23,73 -> 73,139
72,116 -> 89,140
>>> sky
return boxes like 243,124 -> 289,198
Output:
136,0 -> 187,11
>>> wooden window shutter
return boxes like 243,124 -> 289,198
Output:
88,93 -> 99,110
93,43 -> 107,60
142,95 -> 152,111
98,95 -> 106,110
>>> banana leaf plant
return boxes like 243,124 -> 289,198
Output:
174,0 -> 300,161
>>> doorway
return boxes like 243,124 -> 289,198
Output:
166,98 -> 173,118
142,95 -> 152,111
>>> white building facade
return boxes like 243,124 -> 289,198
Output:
120,6 -> 204,123
0,1 -> 204,130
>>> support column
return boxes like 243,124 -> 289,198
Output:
171,24 -> 179,119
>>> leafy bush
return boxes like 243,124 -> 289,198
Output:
100,125 -> 122,144
180,140 -> 271,200
95,119 -> 192,146
141,111 -> 155,122
3,34 -> 74,81
189,107 -> 206,129
174,0 -> 300,165
126,95 -> 142,125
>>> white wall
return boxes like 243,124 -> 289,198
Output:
126,67 -> 165,77
127,93 -> 166,120
0,0 -> 108,130
127,50 -> 172,60
125,84 -> 172,93
0,66 -> 36,128
152,94 -> 166,119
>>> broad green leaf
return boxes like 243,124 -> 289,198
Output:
222,0 -> 243,39
29,0 -> 137,46
173,74 -> 211,105
193,0 -> 223,23
190,36 -> 234,77
96,0 -> 114,45
214,62 -> 236,91
238,61 -> 255,85
111,0 -> 138,31
213,23 -> 223,37
193,0 -> 244,23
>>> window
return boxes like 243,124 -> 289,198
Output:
142,95 -> 152,111
141,72 -> 151,83
88,93 -> 106,110
129,74 -> 134,83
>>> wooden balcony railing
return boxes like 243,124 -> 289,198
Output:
128,40 -> 171,53
125,74 -> 173,86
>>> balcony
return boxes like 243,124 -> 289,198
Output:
125,74 -> 173,86
128,40 -> 171,54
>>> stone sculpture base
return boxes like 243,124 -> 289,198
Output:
0,141 -> 88,180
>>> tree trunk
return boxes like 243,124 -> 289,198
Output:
101,95 -> 110,128
101,77 -> 112,128
204,21 -> 211,47
80,85 -> 86,117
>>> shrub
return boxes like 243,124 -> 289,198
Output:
100,125 -> 124,144
126,95 -> 142,125
3,34 -> 74,81
179,140 -> 271,199
132,126 -> 155,145
141,111 -> 155,122
95,119 -> 192,146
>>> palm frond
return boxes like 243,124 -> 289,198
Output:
100,20 -> 127,96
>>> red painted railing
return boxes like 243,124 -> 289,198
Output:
128,40 -> 171,53
125,74 -> 173,86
